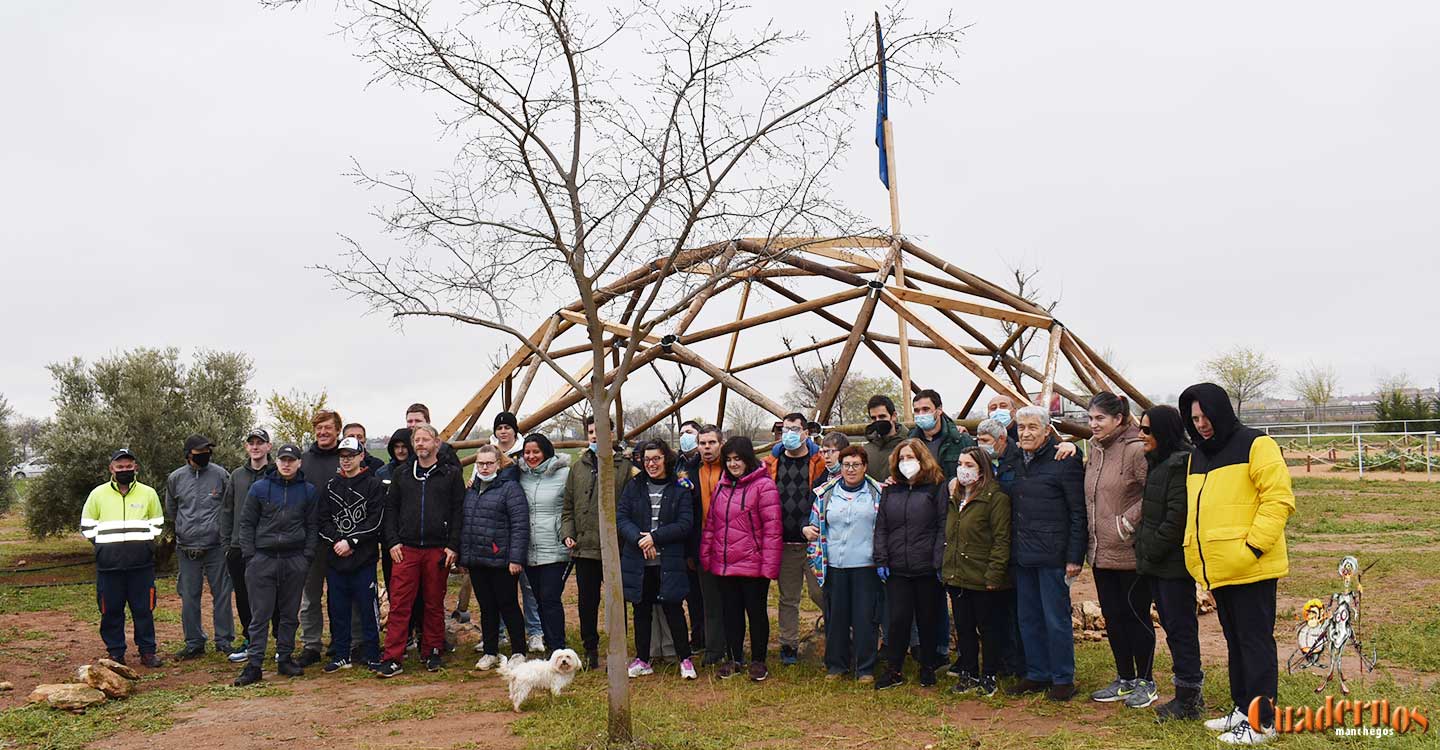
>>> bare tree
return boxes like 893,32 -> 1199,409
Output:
999,262 -> 1061,365
1291,362 -> 1340,420
724,398 -> 772,442
1201,346 -> 1280,415
648,361 -> 692,438
270,0 -> 960,739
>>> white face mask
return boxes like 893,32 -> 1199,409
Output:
898,459 -> 920,480
477,472 -> 497,483
956,466 -> 980,486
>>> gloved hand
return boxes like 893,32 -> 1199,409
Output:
877,566 -> 889,582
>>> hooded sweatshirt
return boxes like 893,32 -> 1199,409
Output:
240,470 -> 319,560
378,428 -> 414,480
1084,422 -> 1147,570
320,468 -> 386,572
223,459 -> 274,552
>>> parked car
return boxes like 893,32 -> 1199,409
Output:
12,457 -> 49,479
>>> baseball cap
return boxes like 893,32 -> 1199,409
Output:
338,436 -> 364,456
183,434 -> 215,454
110,448 -> 137,462
245,427 -> 271,443
276,444 -> 303,460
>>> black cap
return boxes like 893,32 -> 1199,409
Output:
110,448 -> 137,462
276,444 -> 303,460
183,434 -> 215,454
494,411 -> 519,432
245,427 -> 271,443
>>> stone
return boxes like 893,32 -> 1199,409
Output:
1150,603 -> 1161,625
1077,600 -> 1106,631
0,681 -> 12,691
27,683 -> 73,704
79,664 -> 133,698
46,684 -> 107,711
97,658 -> 140,681
1196,586 -> 1216,615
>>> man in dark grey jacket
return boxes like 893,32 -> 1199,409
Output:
298,410 -> 343,667
234,444 -> 320,686
167,433 -> 235,660
220,428 -> 275,662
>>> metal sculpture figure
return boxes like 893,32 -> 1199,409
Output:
1286,555 -> 1378,694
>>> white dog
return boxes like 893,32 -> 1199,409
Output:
496,649 -> 581,712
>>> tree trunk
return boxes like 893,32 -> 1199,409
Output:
590,386 -> 632,743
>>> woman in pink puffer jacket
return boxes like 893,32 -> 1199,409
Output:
700,437 -> 782,681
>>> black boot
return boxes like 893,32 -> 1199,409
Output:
1154,685 -> 1204,722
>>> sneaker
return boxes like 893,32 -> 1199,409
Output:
476,654 -> 501,671
173,644 -> 205,661
950,671 -> 979,693
323,657 -> 352,674
295,648 -> 323,668
1005,677 -> 1050,696
857,674 -> 875,685
627,659 -> 653,678
717,661 -> 741,680
450,610 -> 472,624
527,634 -> 545,653
474,641 -> 486,652
919,667 -> 937,687
277,658 -> 304,677
1218,720 -> 1276,745
233,664 -> 263,687
1205,707 -> 1248,732
140,653 -> 165,669
825,672 -> 844,681
680,658 -> 698,680
1047,683 -> 1076,701
976,675 -> 998,697
425,653 -> 442,672
946,661 -> 964,678
365,660 -> 385,673
1124,679 -> 1158,708
874,671 -> 905,690
748,661 -> 769,682
586,650 -> 600,670
1090,677 -> 1135,703
779,645 -> 798,666
375,660 -> 404,679
227,642 -> 250,663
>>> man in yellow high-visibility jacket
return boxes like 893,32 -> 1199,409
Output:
81,448 -> 166,668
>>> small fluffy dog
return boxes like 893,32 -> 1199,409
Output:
496,649 -> 581,712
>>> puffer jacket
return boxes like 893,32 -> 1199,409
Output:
459,464 -> 529,569
560,448 -> 632,560
1179,383 -> 1295,590
617,474 -> 694,603
518,454 -> 571,566
166,462 -> 231,550
998,436 -> 1086,568
1135,449 -> 1191,580
700,465 -> 782,579
873,479 -> 947,576
240,471 -> 319,560
942,480 -> 1011,591
383,459 -> 465,551
1084,423 -> 1147,570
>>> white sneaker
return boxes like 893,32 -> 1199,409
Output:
679,658 -> 698,680
473,641 -> 485,652
1218,720 -> 1275,745
527,634 -> 545,653
627,659 -> 653,678
1205,707 -> 1247,732
475,654 -> 501,671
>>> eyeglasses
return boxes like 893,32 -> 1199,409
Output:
840,462 -> 865,470
475,461 -> 499,468
642,456 -> 665,464
1138,425 -> 1152,435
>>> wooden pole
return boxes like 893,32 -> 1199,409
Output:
881,118 -> 913,423
509,315 -> 562,412
439,317 -> 572,439
715,281 -> 753,426
879,290 -> 1030,405
959,325 -> 1028,418
667,342 -> 789,420
1067,331 -> 1153,410
1039,323 -> 1065,413
680,286 -> 867,345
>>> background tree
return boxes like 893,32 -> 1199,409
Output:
275,0 -> 960,738
14,416 -> 46,459
724,398 -> 772,442
264,388 -> 330,446
0,396 -> 20,514
1200,346 -> 1280,415
781,335 -> 899,425
1291,362 -> 1340,420
25,348 -> 255,541
1000,261 -> 1061,366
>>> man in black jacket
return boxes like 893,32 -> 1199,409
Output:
320,437 -> 386,673
343,422 -> 387,474
221,428 -> 275,663
234,444 -> 320,686
376,424 -> 463,678
298,409 -> 344,667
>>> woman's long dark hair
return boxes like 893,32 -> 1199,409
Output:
1142,404 -> 1192,458
640,439 -> 677,480
720,436 -> 759,478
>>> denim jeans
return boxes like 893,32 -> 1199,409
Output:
1012,565 -> 1075,684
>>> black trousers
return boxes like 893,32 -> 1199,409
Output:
97,566 -> 157,660
1093,568 -> 1155,681
717,575 -> 770,663
574,558 -> 603,653
527,562 -> 569,651
1213,578 -> 1279,727
948,586 -> 1008,677
633,567 -> 691,663
1151,575 -> 1203,688
226,548 -> 251,636
1000,587 -> 1025,677
884,574 -> 941,674
469,567 -> 526,657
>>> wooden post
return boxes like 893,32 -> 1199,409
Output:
960,325 -> 1027,418
715,280 -> 752,426
509,315 -> 562,413
881,117 -> 913,423
1067,331 -> 1154,411
667,342 -> 789,420
1039,323 -> 1064,413
880,290 -> 1029,405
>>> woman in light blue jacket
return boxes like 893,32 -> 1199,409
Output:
518,434 -> 571,652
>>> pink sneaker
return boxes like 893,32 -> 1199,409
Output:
626,658 -> 653,678
680,658 -> 698,680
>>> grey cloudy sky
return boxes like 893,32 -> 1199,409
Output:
3,0 -> 1438,437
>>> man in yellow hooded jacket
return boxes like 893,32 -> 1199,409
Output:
1179,383 -> 1294,746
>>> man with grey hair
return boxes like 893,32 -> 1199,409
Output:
996,405 -> 1085,701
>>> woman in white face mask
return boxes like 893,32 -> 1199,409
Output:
871,439 -> 948,690
941,448 -> 1012,696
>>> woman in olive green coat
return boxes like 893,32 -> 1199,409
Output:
941,447 -> 1011,696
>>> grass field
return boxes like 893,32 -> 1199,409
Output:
0,477 -> 1437,749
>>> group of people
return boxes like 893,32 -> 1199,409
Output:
81,382 -> 1295,746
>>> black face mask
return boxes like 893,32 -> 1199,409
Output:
191,452 -> 212,468
114,470 -> 136,485
866,419 -> 893,438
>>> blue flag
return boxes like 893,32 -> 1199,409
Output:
875,14 -> 889,188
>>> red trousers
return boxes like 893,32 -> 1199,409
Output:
382,546 -> 447,662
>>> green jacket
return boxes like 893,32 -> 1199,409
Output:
941,480 -> 1011,591
909,414 -> 975,481
560,448 -> 633,560
863,430 -> 905,481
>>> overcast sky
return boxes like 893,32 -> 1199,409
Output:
3,1 -> 1438,437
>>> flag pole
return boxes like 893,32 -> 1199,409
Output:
877,13 -> 913,422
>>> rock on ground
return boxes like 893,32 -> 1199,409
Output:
79,663 -> 134,698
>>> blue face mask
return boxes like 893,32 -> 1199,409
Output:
679,433 -> 698,453
979,443 -> 996,458
781,429 -> 803,451
915,413 -> 937,431
588,442 -> 598,453
989,409 -> 1012,427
